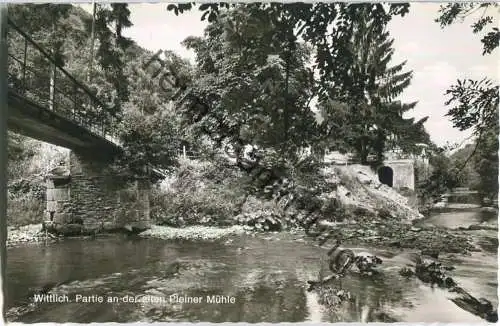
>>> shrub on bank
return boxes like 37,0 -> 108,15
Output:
235,195 -> 283,231
7,197 -> 45,226
7,138 -> 67,227
7,176 -> 46,226
151,158 -> 247,227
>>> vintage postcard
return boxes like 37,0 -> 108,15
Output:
3,1 -> 498,323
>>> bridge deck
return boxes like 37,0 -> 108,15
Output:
8,90 -> 120,153
6,19 -> 121,154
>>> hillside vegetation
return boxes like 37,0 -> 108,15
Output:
5,4 -> 490,257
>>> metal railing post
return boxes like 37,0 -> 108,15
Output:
52,68 -> 57,111
7,18 -> 117,144
49,62 -> 55,111
72,83 -> 77,120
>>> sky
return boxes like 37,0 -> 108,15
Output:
78,3 -> 499,147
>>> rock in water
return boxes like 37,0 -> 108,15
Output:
317,285 -> 353,307
414,256 -> 456,288
450,287 -> 498,322
164,261 -> 181,278
421,249 -> 439,259
354,252 -> 383,274
123,223 -> 149,235
399,267 -> 414,277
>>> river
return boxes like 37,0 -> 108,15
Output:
6,208 -> 498,323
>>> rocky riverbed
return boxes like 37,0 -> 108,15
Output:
6,219 -> 485,256
139,224 -> 247,241
7,224 -> 58,247
337,220 -> 478,254
6,205 -> 497,323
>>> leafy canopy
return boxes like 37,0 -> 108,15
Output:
436,3 -> 499,199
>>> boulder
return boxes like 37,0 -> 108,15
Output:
55,223 -> 83,236
421,249 -> 439,259
355,252 -> 383,274
399,267 -> 414,277
450,287 -> 498,323
356,171 -> 373,185
123,222 -> 151,235
415,257 -> 456,288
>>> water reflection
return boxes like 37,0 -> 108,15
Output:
6,223 -> 498,323
424,209 -> 497,229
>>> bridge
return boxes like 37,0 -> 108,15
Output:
5,18 -> 152,235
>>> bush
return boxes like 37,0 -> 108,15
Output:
235,195 -> 283,231
7,176 -> 46,226
150,158 -> 247,227
7,197 -> 45,226
151,187 -> 241,227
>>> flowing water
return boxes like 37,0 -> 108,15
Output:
6,208 -> 498,323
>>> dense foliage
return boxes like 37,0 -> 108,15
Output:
6,4 -> 181,225
177,6 -> 321,189
436,3 -> 499,201
415,147 -> 460,207
9,2 -> 496,229
317,11 -> 430,164
166,3 -> 431,202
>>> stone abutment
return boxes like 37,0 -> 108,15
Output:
45,151 -> 151,235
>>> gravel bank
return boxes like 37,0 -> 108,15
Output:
139,224 -> 247,241
7,224 -> 58,247
7,223 -> 249,247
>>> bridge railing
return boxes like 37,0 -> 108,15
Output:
6,19 -> 117,141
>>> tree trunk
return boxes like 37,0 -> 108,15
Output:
49,66 -> 55,111
283,51 -> 290,148
49,21 -> 56,111
87,1 -> 97,84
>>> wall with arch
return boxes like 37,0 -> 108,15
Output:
377,159 -> 415,190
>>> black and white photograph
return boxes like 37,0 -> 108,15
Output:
2,1 -> 498,323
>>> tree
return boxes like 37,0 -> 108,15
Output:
9,4 -> 73,111
318,11 -> 429,164
163,3 -> 417,201
90,3 -> 133,124
436,3 -> 499,200
472,128 -> 499,199
436,3 -> 499,55
178,6 -> 318,170
7,4 -> 131,132
114,50 -> 195,174
116,102 -> 181,175
167,2 -> 411,101
416,147 -> 460,206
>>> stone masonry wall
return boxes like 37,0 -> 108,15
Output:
385,159 -> 415,191
46,178 -> 72,224
68,151 -> 151,233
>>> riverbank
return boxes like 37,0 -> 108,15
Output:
6,217 -> 496,323
7,224 -> 58,247
7,223 -> 250,247
7,219 -> 481,256
139,224 -> 247,240
335,219 -> 477,254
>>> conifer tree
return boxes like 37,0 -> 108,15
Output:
320,10 -> 429,164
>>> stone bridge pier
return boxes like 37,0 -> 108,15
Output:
45,150 -> 151,235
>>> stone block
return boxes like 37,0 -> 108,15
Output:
54,223 -> 83,236
47,150 -> 152,235
102,221 -> 117,232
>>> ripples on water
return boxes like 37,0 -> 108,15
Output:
6,209 -> 498,323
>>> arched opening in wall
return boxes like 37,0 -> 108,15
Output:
378,166 -> 394,187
